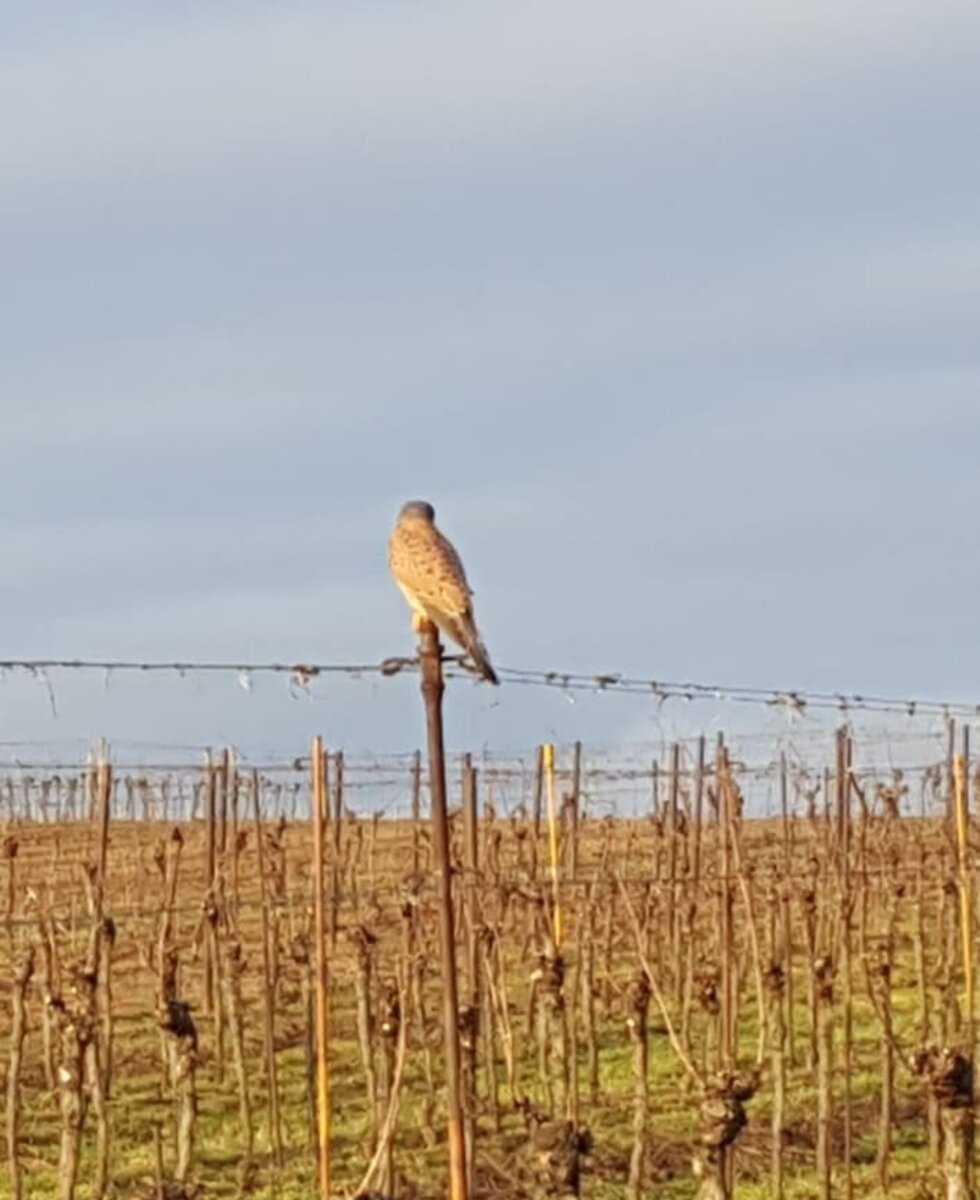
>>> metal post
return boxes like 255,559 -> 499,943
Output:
419,623 -> 469,1200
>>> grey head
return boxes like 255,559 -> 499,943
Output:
398,500 -> 435,522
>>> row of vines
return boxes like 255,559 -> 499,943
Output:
0,727 -> 977,1198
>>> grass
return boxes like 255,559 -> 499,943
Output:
0,813 -> 970,1199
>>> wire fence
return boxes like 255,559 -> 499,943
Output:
0,726 -> 967,824
0,653 -> 975,821
1,653 -> 979,717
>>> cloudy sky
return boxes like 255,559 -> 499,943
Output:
2,1 -> 979,764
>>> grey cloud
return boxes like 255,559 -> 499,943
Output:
1,2 -> 978,760
3,1 -> 978,204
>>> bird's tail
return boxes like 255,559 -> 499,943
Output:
470,642 -> 499,685
457,618 -> 499,685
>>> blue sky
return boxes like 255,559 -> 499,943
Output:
2,1 -> 979,762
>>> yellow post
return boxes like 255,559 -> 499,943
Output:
954,754 -> 974,1033
544,743 -> 562,948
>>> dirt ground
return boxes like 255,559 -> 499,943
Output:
0,806 -> 969,1199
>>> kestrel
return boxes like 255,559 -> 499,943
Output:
388,500 -> 499,684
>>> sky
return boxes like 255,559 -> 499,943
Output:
2,1 -> 979,766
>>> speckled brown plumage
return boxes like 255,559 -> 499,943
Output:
388,500 -> 498,684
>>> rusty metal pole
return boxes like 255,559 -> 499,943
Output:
419,623 -> 469,1200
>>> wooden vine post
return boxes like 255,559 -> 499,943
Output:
544,743 -> 562,948
311,738 -> 332,1200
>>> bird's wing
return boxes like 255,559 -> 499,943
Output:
389,521 -> 498,684
445,612 -> 498,684
388,523 -> 472,616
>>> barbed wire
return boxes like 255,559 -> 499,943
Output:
1,654 -> 979,719
0,755 -> 957,782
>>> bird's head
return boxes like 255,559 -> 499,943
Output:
398,500 -> 435,523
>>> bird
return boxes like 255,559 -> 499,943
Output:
388,500 -> 499,684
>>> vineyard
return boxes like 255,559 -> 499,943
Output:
1,722 -> 977,1200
